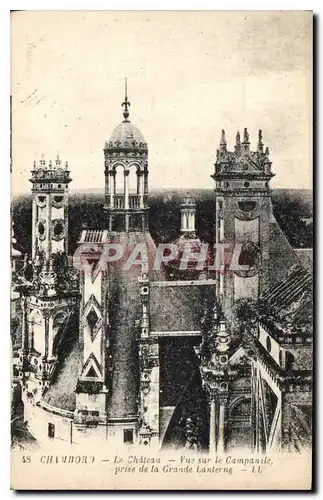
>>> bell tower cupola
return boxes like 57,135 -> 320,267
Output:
104,79 -> 149,233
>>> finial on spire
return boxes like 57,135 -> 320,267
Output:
40,153 -> 45,166
219,129 -> 227,153
235,130 -> 241,152
122,77 -> 131,121
65,160 -> 69,169
257,129 -> 264,153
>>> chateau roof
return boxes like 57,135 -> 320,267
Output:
42,338 -> 81,412
294,248 -> 313,272
260,265 -> 313,336
150,282 -> 216,333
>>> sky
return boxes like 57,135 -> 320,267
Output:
11,10 -> 312,193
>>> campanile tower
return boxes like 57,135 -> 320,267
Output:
21,155 -> 78,397
212,129 -> 274,314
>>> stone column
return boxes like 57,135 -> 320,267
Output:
45,195 -> 52,261
109,171 -> 114,207
21,297 -> 29,354
47,315 -> 54,359
190,210 -> 195,231
124,169 -> 130,209
44,310 -> 49,358
139,171 -> 144,208
32,198 -> 37,260
181,212 -> 185,232
217,398 -> 226,453
137,167 -> 140,195
209,394 -> 216,454
144,166 -> 148,197
255,368 -> 260,453
105,169 -> 110,205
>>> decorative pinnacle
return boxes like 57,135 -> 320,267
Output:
40,153 -> 45,166
122,77 -> 131,121
235,130 -> 241,152
257,129 -> 264,153
243,128 -> 249,143
219,129 -> 227,152
55,151 -> 61,166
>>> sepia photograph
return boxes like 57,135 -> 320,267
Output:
10,10 -> 313,490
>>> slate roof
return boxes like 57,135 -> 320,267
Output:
260,265 -> 313,334
42,339 -> 81,412
150,282 -> 216,333
268,218 -> 300,288
294,248 -> 313,272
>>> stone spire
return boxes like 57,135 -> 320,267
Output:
219,129 -> 227,153
122,77 -> 131,122
55,151 -> 61,167
257,129 -> 264,153
235,130 -> 241,152
242,127 -> 250,151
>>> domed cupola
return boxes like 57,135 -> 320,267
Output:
104,79 -> 148,155
103,80 -> 149,233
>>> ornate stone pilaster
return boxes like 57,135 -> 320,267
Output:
43,309 -> 50,359
143,164 -> 148,197
137,273 -> 160,446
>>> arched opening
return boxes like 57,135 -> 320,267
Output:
128,165 -> 138,194
285,351 -> 295,371
114,165 -> 124,194
227,396 -> 252,450
238,200 -> 257,213
239,248 -> 257,268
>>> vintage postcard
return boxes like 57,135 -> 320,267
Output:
10,10 -> 313,490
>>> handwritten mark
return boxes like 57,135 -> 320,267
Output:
33,96 -> 45,107
20,89 -> 37,104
